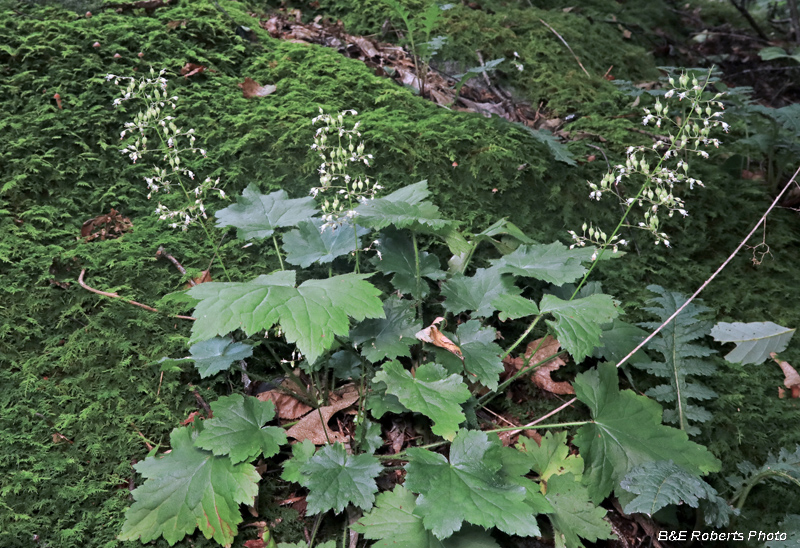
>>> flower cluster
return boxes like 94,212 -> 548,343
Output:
570,71 -> 727,250
108,68 -> 224,230
309,108 -> 381,231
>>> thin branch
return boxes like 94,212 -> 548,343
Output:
155,246 -> 193,285
78,269 -> 195,320
539,19 -> 591,77
728,0 -> 770,41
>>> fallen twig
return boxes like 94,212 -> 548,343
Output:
78,269 -> 195,320
155,246 -> 193,285
539,19 -> 591,78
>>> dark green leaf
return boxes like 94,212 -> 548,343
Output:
194,394 -> 287,464
490,243 -> 592,285
350,296 -> 421,363
436,320 -> 504,390
441,267 -> 522,318
539,294 -> 619,363
374,361 -> 470,439
187,337 -> 252,378
281,439 -> 316,483
620,460 -> 719,516
595,320 -> 649,365
573,363 -> 721,503
215,184 -> 317,240
545,473 -> 614,548
493,294 -> 539,321
298,442 -> 383,513
371,228 -> 446,298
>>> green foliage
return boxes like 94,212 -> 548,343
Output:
711,321 -> 796,365
544,474 -> 614,548
440,267 -> 521,318
435,320 -> 504,390
573,362 -> 721,503
619,460 -> 720,516
350,296 -> 421,362
374,361 -> 471,439
119,426 -> 260,545
283,219 -> 369,268
296,442 -> 383,514
490,242 -> 594,285
188,336 -> 254,378
539,294 -> 619,363
404,430 -> 543,538
727,445 -> 800,510
215,185 -> 318,240
188,270 -> 384,362
634,285 -> 718,435
194,394 -> 287,464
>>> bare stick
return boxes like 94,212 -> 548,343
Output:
728,0 -> 770,41
78,269 -> 195,320
156,246 -> 193,285
496,164 -> 800,438
539,19 -> 591,77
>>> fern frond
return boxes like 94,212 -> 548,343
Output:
633,285 -> 718,436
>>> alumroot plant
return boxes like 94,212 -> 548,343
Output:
107,67 -> 225,231
569,71 -> 729,253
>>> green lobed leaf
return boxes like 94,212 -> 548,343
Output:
367,378 -> 409,419
545,473 -> 614,548
493,294 -> 540,321
187,337 -> 253,378
595,320 -> 648,365
283,218 -> 369,268
404,430 -> 542,539
298,442 -> 383,514
215,184 -> 318,240
539,294 -> 619,363
518,125 -> 577,166
281,439 -> 316,484
374,361 -> 470,439
119,427 -> 260,546
188,271 -> 384,363
573,363 -> 721,504
194,394 -> 287,464
441,267 -> 522,318
353,485 -> 501,548
355,181 -> 453,232
350,296 -> 421,363
620,460 -> 719,516
765,515 -> 800,548
490,243 -> 592,285
371,228 -> 446,299
519,431 -> 584,482
710,321 -> 795,365
436,320 -> 504,390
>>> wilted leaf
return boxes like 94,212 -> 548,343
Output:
285,385 -> 359,444
180,62 -> 207,78
771,353 -> 800,398
416,317 -> 462,359
239,77 -> 277,98
257,382 -> 313,419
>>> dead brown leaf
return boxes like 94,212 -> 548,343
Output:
166,19 -> 187,29
238,77 -> 277,98
180,63 -> 207,79
522,336 -> 574,395
257,381 -> 313,419
771,352 -> 800,398
80,209 -> 132,242
185,270 -> 213,290
285,384 -> 359,444
416,318 -> 462,359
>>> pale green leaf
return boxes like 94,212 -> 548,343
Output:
298,442 -> 383,513
374,361 -> 470,439
350,296 -> 421,363
283,218 -> 369,267
371,228 -> 446,298
539,294 -> 619,363
353,486 -> 501,548
759,46 -> 792,61
710,321 -> 795,365
620,460 -> 719,516
492,294 -> 539,321
441,267 -> 522,318
194,394 -> 287,464
356,181 -> 453,232
545,473 -> 614,548
215,185 -> 317,240
188,271 -> 384,363
490,243 -> 591,285
187,337 -> 253,378
519,431 -> 584,482
119,427 -> 260,546
436,320 -> 504,390
573,363 -> 721,504
281,439 -> 316,483
404,430 -> 542,539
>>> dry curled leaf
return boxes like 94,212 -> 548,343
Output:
80,209 -> 132,241
180,62 -> 207,79
238,77 -> 276,98
771,352 -> 800,398
285,384 -> 359,444
415,317 -> 462,359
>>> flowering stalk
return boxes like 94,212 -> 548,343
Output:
309,108 -> 382,273
108,68 -> 231,281
567,70 -> 727,297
